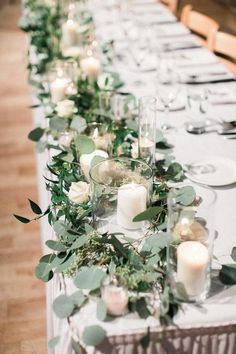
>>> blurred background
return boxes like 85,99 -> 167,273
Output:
0,0 -> 235,353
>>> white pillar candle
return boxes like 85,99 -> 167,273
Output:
80,56 -> 101,79
62,19 -> 79,47
102,285 -> 128,316
50,77 -> 68,103
177,241 -> 209,297
117,183 -> 147,230
79,149 -> 108,180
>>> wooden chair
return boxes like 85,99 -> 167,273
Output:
208,30 -> 236,74
160,0 -> 178,15
180,5 -> 219,48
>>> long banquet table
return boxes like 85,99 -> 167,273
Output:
33,1 -> 236,353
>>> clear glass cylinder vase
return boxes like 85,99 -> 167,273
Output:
89,157 -> 153,239
167,184 -> 217,303
138,96 -> 156,165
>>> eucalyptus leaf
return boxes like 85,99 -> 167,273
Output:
40,253 -> 56,264
126,119 -> 138,131
133,206 -> 163,222
219,264 -> 236,285
14,214 -> 30,224
28,199 -> 42,215
35,262 -> 53,282
84,223 -> 95,234
175,186 -> 196,206
82,325 -> 106,346
36,140 -> 47,153
71,116 -> 87,132
136,298 -> 150,319
70,291 -> 85,307
52,294 -> 74,319
96,299 -> 107,321
61,152 -> 74,163
141,233 -> 170,255
28,127 -> 45,141
54,254 -> 76,273
48,336 -> 60,349
72,339 -> 84,354
75,135 -> 95,155
50,117 -> 68,132
166,162 -> 183,180
53,220 -> 67,236
46,240 -> 66,252
74,266 -> 107,290
70,235 -> 88,251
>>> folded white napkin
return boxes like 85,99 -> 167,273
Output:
154,23 -> 190,37
208,87 -> 236,105
178,63 -> 234,83
175,48 -> 217,67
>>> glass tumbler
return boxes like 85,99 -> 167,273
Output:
186,88 -> 209,134
167,184 -> 217,303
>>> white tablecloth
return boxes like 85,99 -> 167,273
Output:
32,0 -> 236,353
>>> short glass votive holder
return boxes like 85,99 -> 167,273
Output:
47,60 -> 78,103
98,90 -> 114,118
89,157 -> 153,239
101,276 -> 128,317
138,96 -> 157,165
85,122 -> 113,154
167,184 -> 217,303
112,93 -> 136,122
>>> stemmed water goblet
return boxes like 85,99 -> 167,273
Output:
127,24 -> 150,86
155,59 -> 180,131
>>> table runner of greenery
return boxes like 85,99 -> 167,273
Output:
14,0 -> 236,351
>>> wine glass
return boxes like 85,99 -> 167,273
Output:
155,58 -> 180,131
127,22 -> 150,86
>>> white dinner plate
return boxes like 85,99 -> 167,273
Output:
185,156 -> 236,186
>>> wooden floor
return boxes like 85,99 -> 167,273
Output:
0,1 -> 47,354
0,1 -> 235,354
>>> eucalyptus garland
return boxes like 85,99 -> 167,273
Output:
15,0 -> 236,351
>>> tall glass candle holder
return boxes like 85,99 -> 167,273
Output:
138,96 -> 156,165
89,158 -> 153,239
167,184 -> 217,303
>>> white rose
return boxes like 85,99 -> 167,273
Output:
80,150 -> 108,180
68,181 -> 90,204
55,99 -> 77,118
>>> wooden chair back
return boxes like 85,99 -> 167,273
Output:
181,5 -> 219,41
209,30 -> 236,62
160,0 -> 178,15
